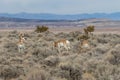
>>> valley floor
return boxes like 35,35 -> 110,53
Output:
0,27 -> 120,34
0,28 -> 120,80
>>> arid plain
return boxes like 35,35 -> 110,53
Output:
0,18 -> 120,80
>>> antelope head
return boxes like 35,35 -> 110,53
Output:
18,33 -> 26,43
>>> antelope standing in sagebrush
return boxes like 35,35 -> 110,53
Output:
17,33 -> 26,53
79,39 -> 90,52
53,39 -> 70,53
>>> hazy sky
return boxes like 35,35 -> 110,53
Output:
0,0 -> 120,14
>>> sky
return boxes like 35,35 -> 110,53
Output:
0,0 -> 120,14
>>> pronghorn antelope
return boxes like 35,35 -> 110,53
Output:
17,33 -> 26,53
79,39 -> 90,52
81,40 -> 89,48
53,39 -> 70,53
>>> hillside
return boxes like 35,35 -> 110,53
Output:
0,18 -> 120,29
0,12 -> 120,20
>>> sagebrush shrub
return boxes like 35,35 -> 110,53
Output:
44,55 -> 59,66
0,65 -> 24,80
35,25 -> 49,33
26,69 -> 50,80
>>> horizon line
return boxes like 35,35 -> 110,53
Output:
0,12 -> 120,15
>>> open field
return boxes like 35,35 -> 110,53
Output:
0,27 -> 120,80
0,18 -> 120,34
0,27 -> 120,34
0,18 -> 120,80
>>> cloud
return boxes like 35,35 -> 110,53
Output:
0,0 -> 120,14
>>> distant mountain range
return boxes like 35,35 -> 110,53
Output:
0,12 -> 120,20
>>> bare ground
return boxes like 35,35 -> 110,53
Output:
0,27 -> 120,34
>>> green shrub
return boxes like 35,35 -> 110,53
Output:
78,34 -> 89,40
86,25 -> 95,33
35,25 -> 49,33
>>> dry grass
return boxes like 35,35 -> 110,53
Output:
0,30 -> 120,80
